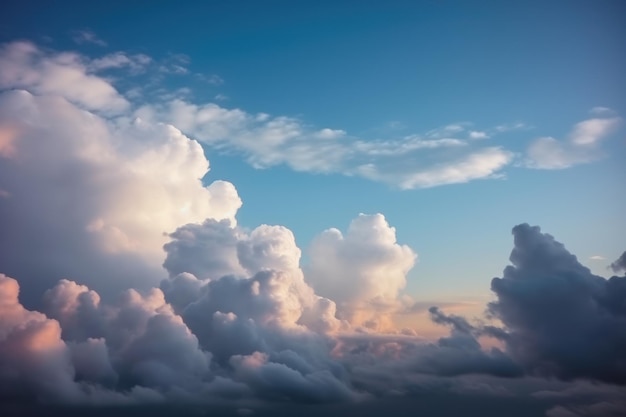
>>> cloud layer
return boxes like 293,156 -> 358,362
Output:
1,39 -> 625,415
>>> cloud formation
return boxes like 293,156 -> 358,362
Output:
1,39 -> 625,415
526,113 -> 622,169
610,252 -> 626,274
0,82 -> 240,304
306,214 -> 416,328
488,224 -> 626,384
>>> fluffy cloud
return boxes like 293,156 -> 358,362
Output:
0,42 -> 128,113
488,224 -> 626,384
527,113 -> 621,169
0,274 -> 81,402
0,87 -> 240,304
306,214 -> 416,328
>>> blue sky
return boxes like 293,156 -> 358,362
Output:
1,0 -> 624,301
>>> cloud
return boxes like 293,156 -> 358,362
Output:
0,41 -> 520,190
590,106 -> 616,116
70,30 -> 107,47
487,224 -> 626,384
0,88 -> 241,304
469,130 -> 489,139
589,255 -> 606,261
0,42 -> 128,113
89,52 -> 152,74
610,252 -> 626,274
526,114 -> 621,169
305,214 -> 416,328
136,100 -> 512,189
0,274 -> 82,402
366,147 -> 513,190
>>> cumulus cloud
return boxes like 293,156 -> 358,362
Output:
527,113 -> 621,169
0,84 -> 240,304
306,214 -> 416,328
488,224 -> 626,384
0,274 -> 81,402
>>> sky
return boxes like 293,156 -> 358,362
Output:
0,1 -> 625,416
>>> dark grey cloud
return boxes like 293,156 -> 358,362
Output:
488,224 -> 626,385
610,251 -> 626,274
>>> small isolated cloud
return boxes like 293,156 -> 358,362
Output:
89,52 -> 152,74
526,112 -> 622,169
590,106 -> 616,116
214,94 -> 228,101
159,53 -> 191,75
426,123 -> 468,139
70,29 -> 107,47
493,122 -> 528,133
589,255 -> 606,261
196,73 -> 224,85
469,130 -> 489,140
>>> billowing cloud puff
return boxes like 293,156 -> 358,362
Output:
305,214 -> 417,328
488,224 -> 626,384
0,274 -> 80,402
161,218 -> 345,336
0,88 -> 241,304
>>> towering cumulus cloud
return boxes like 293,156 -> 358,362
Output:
306,214 -> 417,329
488,224 -> 626,384
0,43 -> 242,304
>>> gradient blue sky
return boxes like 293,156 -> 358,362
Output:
2,0 -> 624,301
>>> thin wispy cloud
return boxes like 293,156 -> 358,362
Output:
70,29 -> 107,47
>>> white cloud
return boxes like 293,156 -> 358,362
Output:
590,106 -> 615,116
526,114 -> 621,169
0,88 -> 241,301
138,99 -> 513,188
89,52 -> 152,73
569,117 -> 621,146
469,130 -> 489,140
0,42 -> 129,113
589,255 -> 605,261
355,147 -> 513,190
305,213 -> 417,329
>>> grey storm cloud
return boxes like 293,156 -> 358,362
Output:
610,251 -> 626,274
488,224 -> 626,385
